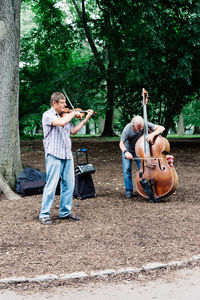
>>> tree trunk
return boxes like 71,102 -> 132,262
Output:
101,75 -> 116,137
177,111 -> 185,135
85,122 -> 90,134
72,0 -> 116,137
101,48 -> 116,137
0,0 -> 22,199
193,125 -> 200,134
101,109 -> 115,136
98,117 -> 105,134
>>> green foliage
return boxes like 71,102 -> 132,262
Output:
102,0 -> 200,132
20,0 -> 200,137
20,0 -> 76,118
21,2 -> 37,36
182,93 -> 200,127
20,0 -> 105,136
69,0 -> 200,133
19,104 -> 49,136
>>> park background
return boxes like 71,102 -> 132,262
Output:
0,0 -> 200,290
18,0 -> 200,139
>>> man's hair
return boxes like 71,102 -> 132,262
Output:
131,115 -> 144,127
50,92 -> 65,105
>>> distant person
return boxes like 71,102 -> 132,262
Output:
119,115 -> 165,198
39,92 -> 93,225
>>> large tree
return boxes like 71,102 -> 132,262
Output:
0,0 -> 22,200
65,0 -> 200,135
99,0 -> 200,134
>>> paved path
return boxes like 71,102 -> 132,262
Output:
1,266 -> 200,300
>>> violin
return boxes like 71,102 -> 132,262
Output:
135,88 -> 178,202
61,89 -> 97,119
60,108 -> 97,119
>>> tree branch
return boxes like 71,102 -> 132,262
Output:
71,0 -> 105,74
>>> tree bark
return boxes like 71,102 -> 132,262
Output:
193,125 -> 200,134
101,71 -> 116,136
85,122 -> 90,134
0,0 -> 22,199
98,117 -> 105,134
177,111 -> 185,135
101,45 -> 116,137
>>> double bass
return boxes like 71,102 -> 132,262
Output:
135,88 -> 178,202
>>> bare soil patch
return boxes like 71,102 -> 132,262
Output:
0,138 -> 200,281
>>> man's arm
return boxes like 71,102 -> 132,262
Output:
70,110 -> 93,135
51,111 -> 79,127
119,140 -> 133,160
145,125 -> 165,143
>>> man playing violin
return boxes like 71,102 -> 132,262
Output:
39,92 -> 93,225
119,115 -> 165,199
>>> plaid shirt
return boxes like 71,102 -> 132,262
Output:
42,107 -> 73,159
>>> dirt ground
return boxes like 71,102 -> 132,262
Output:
0,138 -> 200,285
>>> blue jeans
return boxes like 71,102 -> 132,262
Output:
39,154 -> 75,218
122,152 -> 141,195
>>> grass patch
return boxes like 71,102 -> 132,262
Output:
167,134 -> 200,139
71,134 -> 120,141
20,133 -> 200,142
20,134 -> 43,141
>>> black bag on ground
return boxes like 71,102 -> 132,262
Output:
16,167 -> 46,197
18,179 -> 46,197
16,167 -> 61,197
73,148 -> 96,200
73,173 -> 96,200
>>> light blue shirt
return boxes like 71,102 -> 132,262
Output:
42,107 -> 73,159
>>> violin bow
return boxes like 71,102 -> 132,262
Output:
62,89 -> 75,110
132,157 -> 165,160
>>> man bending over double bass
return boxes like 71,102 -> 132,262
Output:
119,115 -> 165,199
